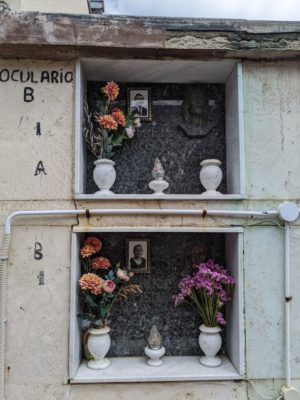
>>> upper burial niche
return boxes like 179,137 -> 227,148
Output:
85,82 -> 226,195
76,59 -> 244,198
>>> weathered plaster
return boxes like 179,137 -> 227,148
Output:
69,381 -> 248,400
1,13 -> 300,60
0,59 -> 74,200
244,226 -> 285,379
4,226 -> 71,385
243,61 -> 300,199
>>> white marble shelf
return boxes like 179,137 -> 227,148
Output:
75,194 -> 244,201
71,356 -> 242,383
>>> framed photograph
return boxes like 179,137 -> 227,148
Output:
126,239 -> 150,273
127,88 -> 152,121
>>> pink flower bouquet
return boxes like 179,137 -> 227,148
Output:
78,236 -> 142,328
173,259 -> 235,327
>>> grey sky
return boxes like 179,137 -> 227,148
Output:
105,0 -> 300,21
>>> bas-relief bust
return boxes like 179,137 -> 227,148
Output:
181,241 -> 210,277
178,88 -> 216,138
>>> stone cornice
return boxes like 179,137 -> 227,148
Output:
0,12 -> 300,60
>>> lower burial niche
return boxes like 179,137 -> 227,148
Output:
70,230 -> 244,381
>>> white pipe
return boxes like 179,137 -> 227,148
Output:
0,234 -> 11,400
285,222 -> 291,388
0,205 -> 293,400
4,208 -> 279,235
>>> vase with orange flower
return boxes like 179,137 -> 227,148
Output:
83,81 -> 141,195
78,236 -> 142,369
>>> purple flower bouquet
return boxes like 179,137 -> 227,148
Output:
173,259 -> 235,327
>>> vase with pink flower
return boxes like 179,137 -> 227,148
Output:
173,259 -> 235,367
78,236 -> 142,369
83,81 -> 141,195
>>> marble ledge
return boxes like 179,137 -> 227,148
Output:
71,356 -> 242,383
74,194 -> 244,201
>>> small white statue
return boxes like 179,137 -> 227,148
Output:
148,158 -> 169,195
152,158 -> 165,180
144,325 -> 166,366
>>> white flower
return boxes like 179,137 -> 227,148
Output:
133,117 -> 141,128
125,126 -> 135,139
117,268 -> 131,281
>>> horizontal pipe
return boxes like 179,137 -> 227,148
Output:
4,208 -> 279,234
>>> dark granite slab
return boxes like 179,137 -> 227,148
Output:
80,232 -> 226,357
86,82 -> 226,194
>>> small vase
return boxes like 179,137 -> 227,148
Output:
199,159 -> 222,196
144,346 -> 166,366
93,159 -> 116,196
198,324 -> 222,367
87,326 -> 111,370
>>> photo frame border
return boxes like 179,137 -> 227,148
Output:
127,87 -> 152,122
126,238 -> 151,274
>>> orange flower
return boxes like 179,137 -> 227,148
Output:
98,115 -> 118,130
79,273 -> 104,295
84,237 -> 102,253
80,244 -> 96,258
111,108 -> 126,127
102,81 -> 120,101
92,256 -> 111,270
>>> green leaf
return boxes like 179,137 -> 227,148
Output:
100,308 -> 108,318
105,270 -> 115,280
111,133 -> 127,147
85,294 -> 98,308
77,313 -> 94,321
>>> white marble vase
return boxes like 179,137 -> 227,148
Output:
199,159 -> 222,196
198,324 -> 222,367
87,326 -> 111,370
93,159 -> 116,195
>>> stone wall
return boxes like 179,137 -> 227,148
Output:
1,58 -> 300,400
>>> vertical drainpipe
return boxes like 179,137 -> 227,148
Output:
0,234 -> 11,400
285,222 -> 291,388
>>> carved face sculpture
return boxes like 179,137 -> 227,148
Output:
182,241 -> 210,277
190,243 -> 209,266
189,90 -> 206,116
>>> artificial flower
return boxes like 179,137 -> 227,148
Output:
125,126 -> 135,139
103,280 -> 116,293
102,81 -> 120,101
133,117 -> 141,127
173,259 -> 234,327
111,108 -> 126,127
84,236 -> 102,252
79,273 -> 104,295
78,236 -> 141,329
116,268 -> 132,282
80,244 -> 96,258
98,115 -> 118,130
92,256 -> 111,270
